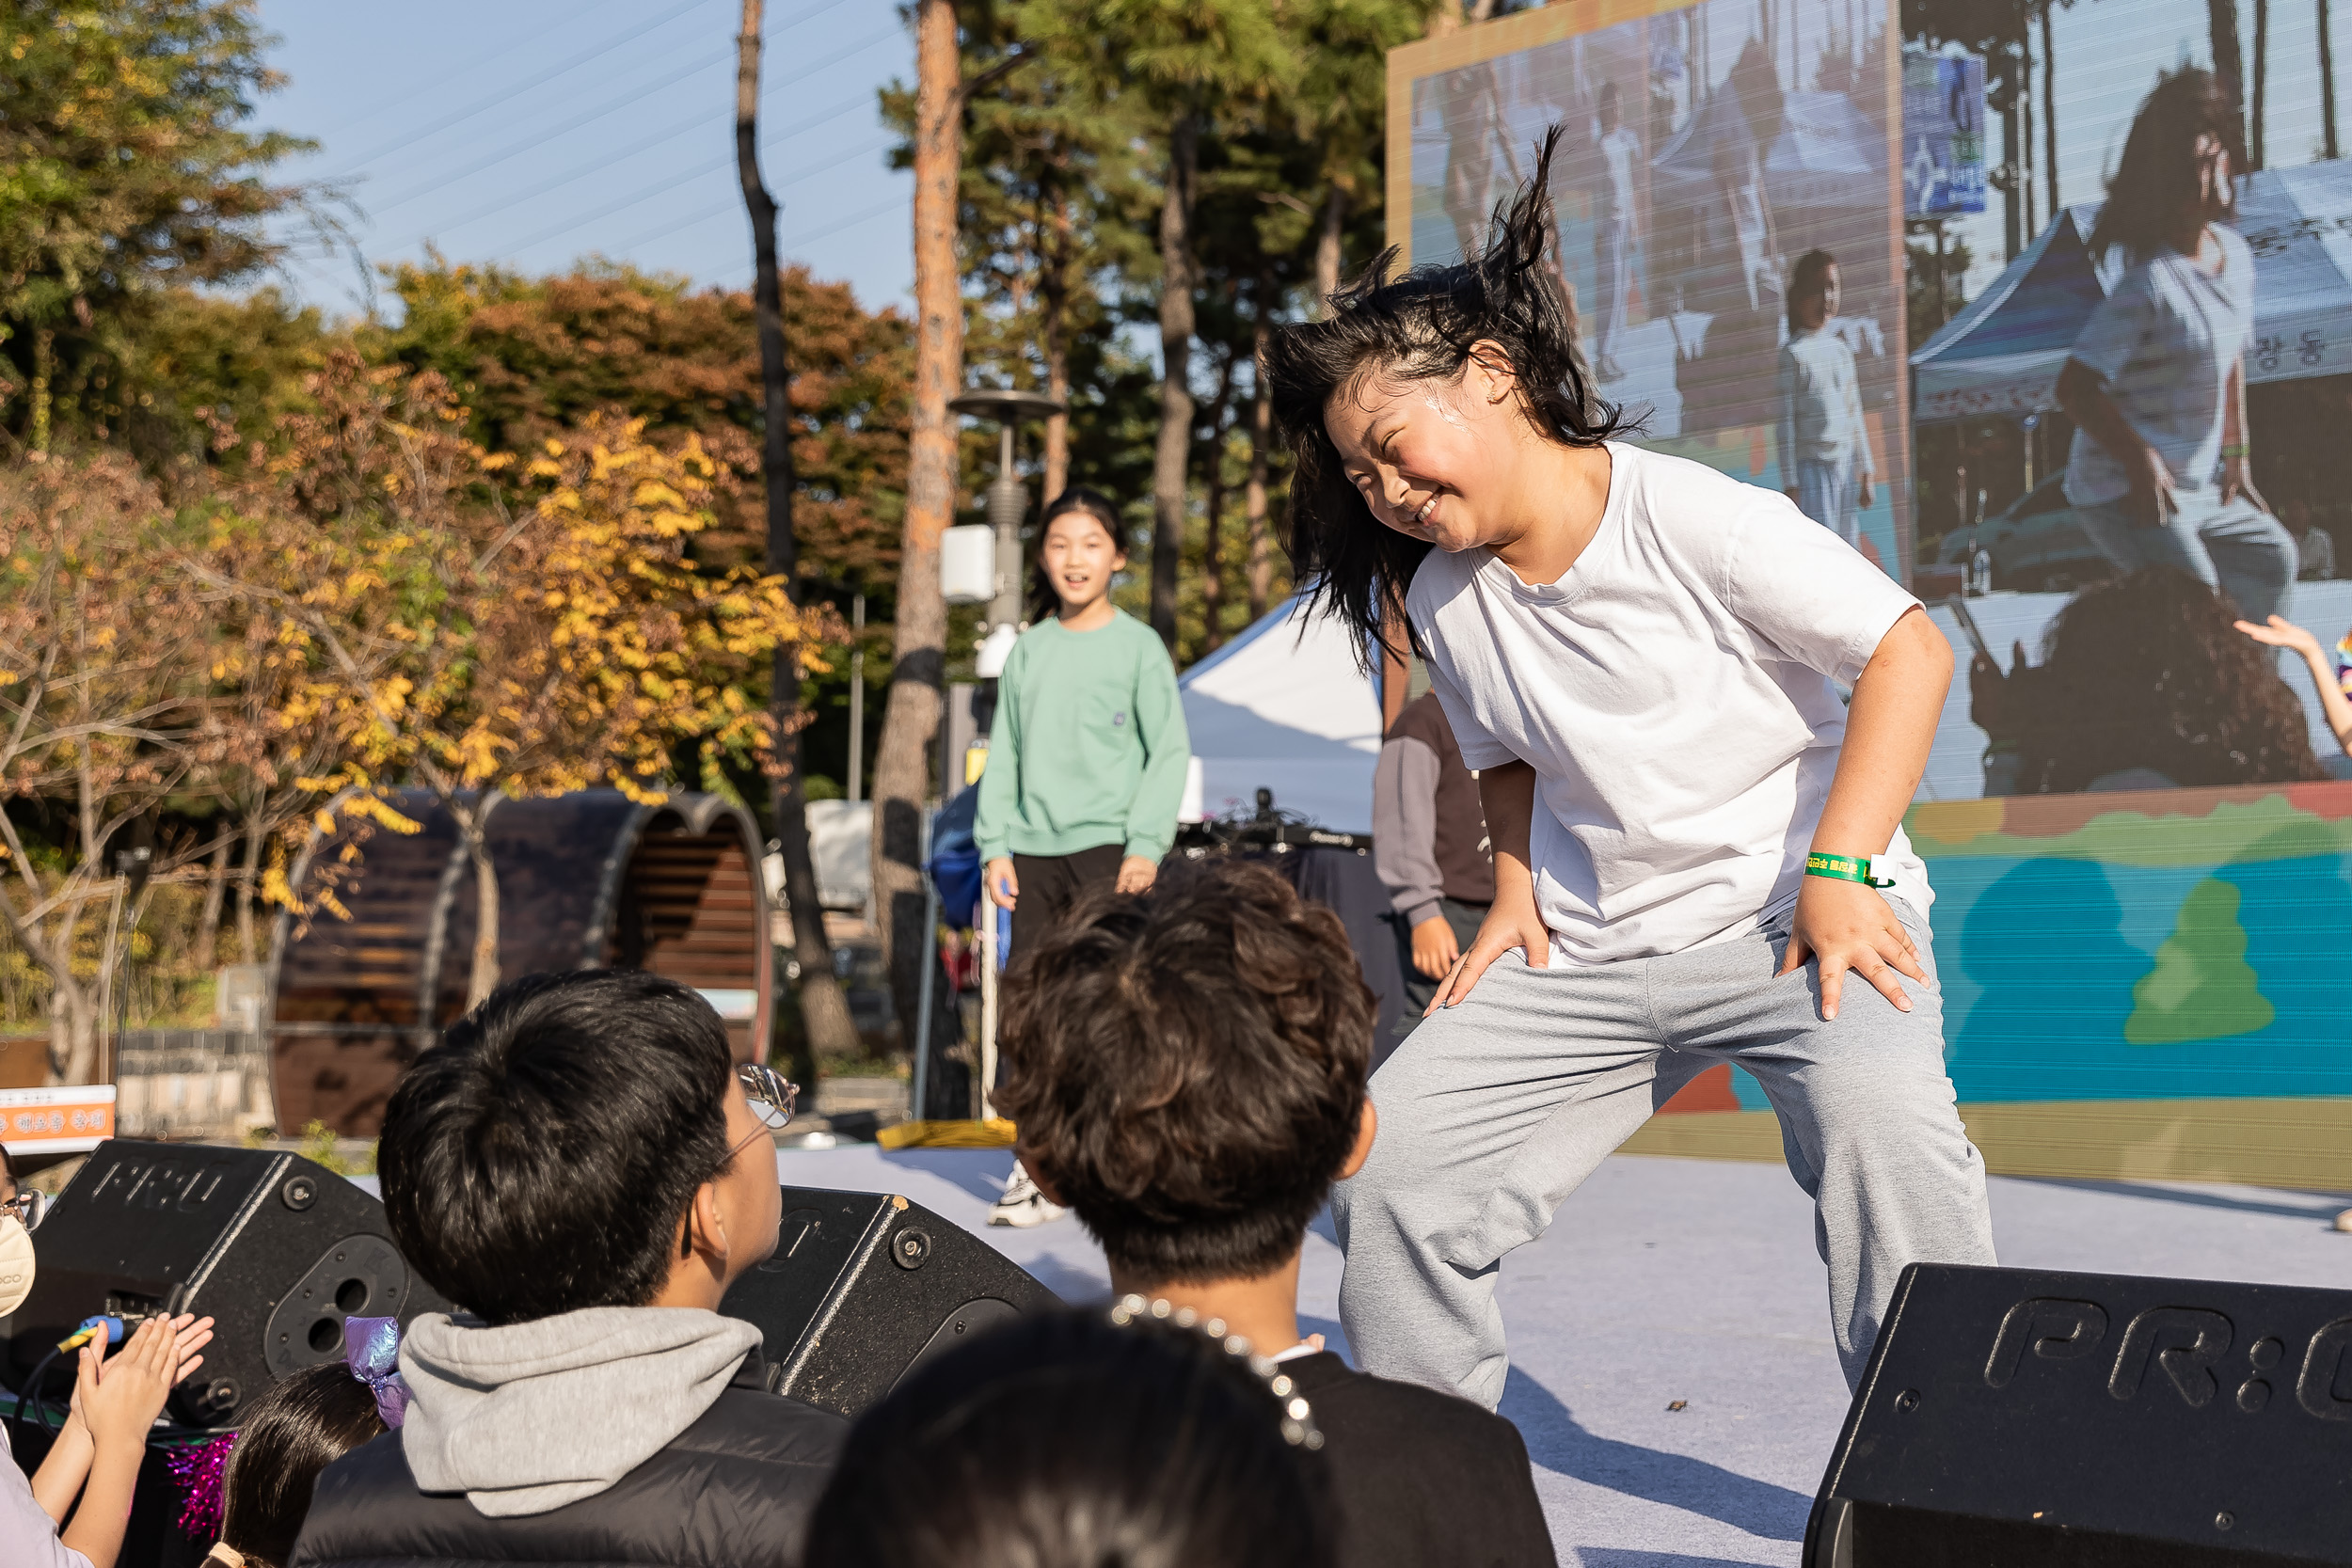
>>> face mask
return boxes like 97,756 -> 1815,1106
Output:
0,1215 -> 33,1317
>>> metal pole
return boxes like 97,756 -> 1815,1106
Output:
910,803 -> 937,1122
848,594 -> 865,803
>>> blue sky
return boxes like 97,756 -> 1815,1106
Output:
255,0 -> 916,320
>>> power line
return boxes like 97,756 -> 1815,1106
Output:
361,0 -> 863,218
606,173 -> 907,263
493,129 -> 895,261
323,0 -> 718,178
317,0 -> 636,137
373,87 -> 878,252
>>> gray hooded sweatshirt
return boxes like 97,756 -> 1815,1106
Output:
396,1306 -> 764,1517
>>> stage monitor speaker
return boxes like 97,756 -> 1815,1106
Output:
7,1139 -> 451,1428
721,1185 -> 1059,1418
1804,1263 -> 2352,1567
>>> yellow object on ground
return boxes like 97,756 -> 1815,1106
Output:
877,1117 -> 1018,1150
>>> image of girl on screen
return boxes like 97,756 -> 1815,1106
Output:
1778,248 -> 1877,547
2055,68 -> 2298,626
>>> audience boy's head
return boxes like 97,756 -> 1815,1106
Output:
993,860 -> 1376,1287
803,1305 -> 1338,1568
379,969 -> 780,1323
217,1362 -> 388,1568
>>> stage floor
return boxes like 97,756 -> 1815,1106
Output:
775,1144 -> 2352,1568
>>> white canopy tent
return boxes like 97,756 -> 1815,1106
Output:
1178,594 -> 1384,834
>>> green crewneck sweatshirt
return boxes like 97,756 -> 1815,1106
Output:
974,609 -> 1190,863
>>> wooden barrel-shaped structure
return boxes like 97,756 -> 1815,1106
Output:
267,789 -> 771,1135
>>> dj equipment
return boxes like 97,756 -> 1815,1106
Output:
721,1186 -> 1058,1418
1805,1263 -> 2352,1567
7,1139 -> 449,1428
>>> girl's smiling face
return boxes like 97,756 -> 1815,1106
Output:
1040,510 -> 1124,614
1324,347 -> 1533,555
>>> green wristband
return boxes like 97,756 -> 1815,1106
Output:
1805,851 -> 1895,889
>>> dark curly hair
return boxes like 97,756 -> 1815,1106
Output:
1263,125 -> 1626,673
2088,68 -> 2244,263
2010,567 -> 2324,794
993,859 -> 1374,1284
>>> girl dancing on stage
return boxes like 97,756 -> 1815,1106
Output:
1263,130 -> 1994,1407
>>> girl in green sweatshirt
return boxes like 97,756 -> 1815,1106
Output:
977,488 -> 1190,961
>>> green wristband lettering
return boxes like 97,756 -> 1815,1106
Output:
1805,851 -> 1895,889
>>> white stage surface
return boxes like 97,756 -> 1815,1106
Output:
776,1145 -> 2352,1568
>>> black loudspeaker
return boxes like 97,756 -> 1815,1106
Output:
720,1186 -> 1059,1418
1805,1263 -> 2352,1567
8,1139 -> 450,1428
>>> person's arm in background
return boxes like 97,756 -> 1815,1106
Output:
2237,616 -> 2352,754
1849,348 -> 1877,510
1778,346 -> 1801,505
977,642 -> 1024,910
2218,356 -> 2267,511
1372,736 -> 1456,980
1120,636 -> 1191,895
2057,271 -> 2165,523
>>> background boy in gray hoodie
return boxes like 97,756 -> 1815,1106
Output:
294,970 -> 846,1568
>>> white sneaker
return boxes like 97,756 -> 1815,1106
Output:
988,1166 -> 1068,1228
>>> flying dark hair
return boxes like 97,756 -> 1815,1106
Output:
1264,125 -> 1626,673
2088,69 -> 2244,262
803,1307 -> 1339,1568
1027,485 -> 1127,623
992,859 -> 1373,1285
377,969 -> 737,1325
2008,567 -> 2324,795
1787,248 -> 1837,334
218,1362 -> 388,1568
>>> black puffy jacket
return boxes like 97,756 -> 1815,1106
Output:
291,1353 -> 847,1568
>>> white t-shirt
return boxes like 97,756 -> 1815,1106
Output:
2062,225 -> 2255,508
1408,443 -> 1930,966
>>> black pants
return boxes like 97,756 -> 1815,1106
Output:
1389,896 -> 1490,1038
1009,844 -> 1125,958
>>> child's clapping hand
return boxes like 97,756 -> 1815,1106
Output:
77,1313 -> 209,1445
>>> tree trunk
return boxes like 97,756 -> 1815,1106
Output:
50,974 -> 101,1086
1150,111 -> 1200,650
2042,1 -> 2058,211
2253,0 -> 2268,168
236,809 -> 265,964
194,831 -> 231,974
461,794 -> 505,1010
2210,0 -> 2247,141
1041,169 -> 1073,505
1200,347 -> 1237,653
1246,266 -> 1276,622
872,0 -> 963,1043
738,0 -> 858,1071
1314,183 -> 1346,313
2324,0 -> 2341,162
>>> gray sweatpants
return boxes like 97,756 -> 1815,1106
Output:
1331,897 -> 1994,1409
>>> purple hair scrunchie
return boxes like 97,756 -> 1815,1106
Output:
342,1315 -> 411,1430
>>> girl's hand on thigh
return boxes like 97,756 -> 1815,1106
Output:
1428,893 -> 1550,1014
1781,877 -> 1926,1022
985,857 -> 1019,911
1115,855 -> 1158,895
